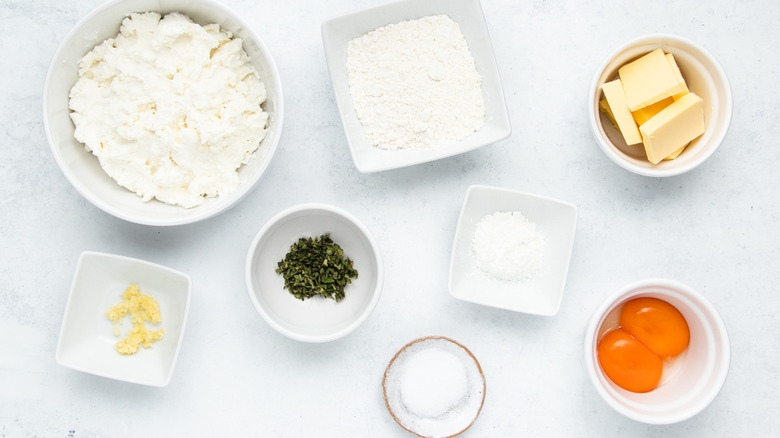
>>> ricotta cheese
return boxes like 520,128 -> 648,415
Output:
346,15 -> 485,150
69,12 -> 269,208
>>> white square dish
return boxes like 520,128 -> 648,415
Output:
56,251 -> 191,386
321,0 -> 511,173
448,185 -> 578,316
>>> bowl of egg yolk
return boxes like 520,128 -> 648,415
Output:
584,278 -> 730,424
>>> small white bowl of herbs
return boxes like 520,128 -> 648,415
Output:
245,203 -> 384,342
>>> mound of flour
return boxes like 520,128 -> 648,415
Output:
346,15 -> 485,150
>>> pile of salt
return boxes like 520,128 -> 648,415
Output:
383,337 -> 485,438
399,348 -> 469,418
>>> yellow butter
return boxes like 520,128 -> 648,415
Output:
600,79 -> 642,145
599,98 -> 618,129
640,93 -> 704,164
666,53 -> 689,100
619,48 -> 683,111
632,97 -> 674,126
663,144 -> 687,161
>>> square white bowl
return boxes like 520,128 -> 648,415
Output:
321,0 -> 511,173
449,185 -> 578,316
56,251 -> 191,386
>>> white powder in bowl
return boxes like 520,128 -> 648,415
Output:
383,337 -> 485,438
346,15 -> 485,150
472,211 -> 545,281
399,348 -> 469,418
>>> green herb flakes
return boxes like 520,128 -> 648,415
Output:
276,234 -> 358,302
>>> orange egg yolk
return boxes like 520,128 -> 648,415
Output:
597,297 -> 690,393
619,297 -> 690,359
597,329 -> 663,393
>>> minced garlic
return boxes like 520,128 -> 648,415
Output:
106,284 -> 165,355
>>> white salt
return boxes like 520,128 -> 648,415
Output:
399,348 -> 469,418
383,338 -> 485,438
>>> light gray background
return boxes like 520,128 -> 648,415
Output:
2,0 -> 779,436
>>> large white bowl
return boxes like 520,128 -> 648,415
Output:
321,0 -> 511,173
588,34 -> 732,177
43,0 -> 284,225
56,251 -> 191,387
245,203 -> 383,342
584,278 -> 730,424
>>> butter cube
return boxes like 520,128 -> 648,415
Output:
619,48 -> 684,111
666,53 -> 689,100
599,98 -> 618,129
632,97 -> 674,126
600,79 -> 642,145
640,93 -> 704,164
663,144 -> 687,161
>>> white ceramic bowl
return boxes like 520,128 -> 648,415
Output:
584,278 -> 730,424
245,203 -> 383,342
43,0 -> 284,225
383,336 -> 486,438
321,0 -> 510,173
588,34 -> 732,177
56,251 -> 191,387
448,185 -> 578,316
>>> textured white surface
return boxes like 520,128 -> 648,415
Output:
2,0 -> 779,436
69,11 -> 269,207
347,14 -> 484,150
472,211 -> 544,281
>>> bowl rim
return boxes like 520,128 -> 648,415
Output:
244,202 -> 384,343
584,277 -> 731,424
55,250 -> 192,387
42,0 -> 285,226
587,33 -> 733,177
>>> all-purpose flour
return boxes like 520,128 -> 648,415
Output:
346,15 -> 485,150
69,12 -> 269,208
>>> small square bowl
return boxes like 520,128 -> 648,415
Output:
245,203 -> 384,342
448,185 -> 578,316
56,251 -> 191,387
588,34 -> 732,177
321,0 -> 510,173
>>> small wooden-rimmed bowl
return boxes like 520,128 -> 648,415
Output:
382,336 -> 486,438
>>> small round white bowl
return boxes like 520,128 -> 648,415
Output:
245,203 -> 383,343
588,34 -> 732,177
383,336 -> 486,438
43,0 -> 284,226
584,278 -> 730,424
